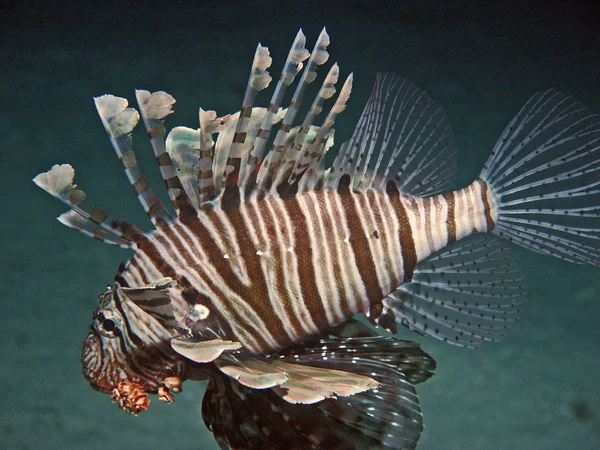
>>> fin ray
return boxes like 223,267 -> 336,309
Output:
382,235 -> 527,347
482,89 -> 600,266
327,73 -> 457,195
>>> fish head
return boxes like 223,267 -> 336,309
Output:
81,285 -> 185,415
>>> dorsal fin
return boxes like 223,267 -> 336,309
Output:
266,63 -> 340,192
35,30 -> 359,238
256,28 -> 331,192
295,72 -> 353,193
33,164 -> 146,248
216,44 -> 273,194
197,109 -> 226,204
134,90 -> 188,209
239,30 -> 310,190
94,95 -> 174,226
327,73 -> 458,196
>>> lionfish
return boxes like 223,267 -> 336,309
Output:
34,29 -> 599,449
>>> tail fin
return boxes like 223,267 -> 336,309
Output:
481,89 -> 600,266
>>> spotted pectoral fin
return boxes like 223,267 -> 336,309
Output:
380,234 -> 527,348
200,333 -> 435,450
214,352 -> 379,404
171,337 -> 243,364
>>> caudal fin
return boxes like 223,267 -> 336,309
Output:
481,89 -> 600,266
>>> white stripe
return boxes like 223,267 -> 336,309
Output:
248,194 -> 299,342
362,190 -> 391,293
328,191 -> 368,312
297,192 -> 336,324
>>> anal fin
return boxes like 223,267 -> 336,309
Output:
384,234 -> 527,348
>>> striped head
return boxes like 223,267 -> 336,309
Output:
82,285 -> 186,414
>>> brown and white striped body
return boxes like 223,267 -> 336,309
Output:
119,177 -> 499,353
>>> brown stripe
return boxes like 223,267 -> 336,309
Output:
126,257 -> 151,284
133,177 -> 150,194
156,152 -> 172,166
477,177 -> 496,231
442,191 -> 457,244
222,203 -> 290,347
121,150 -> 137,169
283,195 -> 331,331
240,106 -> 253,117
233,132 -> 247,143
387,181 -> 417,282
337,175 -> 383,304
93,227 -> 108,241
257,128 -> 270,139
328,190 -> 364,314
148,126 -> 166,139
320,191 -> 351,318
90,207 -> 108,224
165,176 -> 183,189
67,188 -> 86,205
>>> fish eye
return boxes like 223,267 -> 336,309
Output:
102,319 -> 116,332
94,310 -> 121,338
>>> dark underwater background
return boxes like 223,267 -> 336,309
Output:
2,0 -> 599,448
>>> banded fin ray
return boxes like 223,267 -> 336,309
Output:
266,63 -> 341,193
381,235 -> 527,348
239,29 -> 310,189
134,90 -> 194,212
481,89 -> 600,265
327,72 -> 457,195
294,73 -> 354,193
33,164 -> 144,248
256,28 -> 331,192
94,95 -> 174,226
217,43 -> 273,193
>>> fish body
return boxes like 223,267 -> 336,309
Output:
33,28 -> 599,449
119,178 -> 498,354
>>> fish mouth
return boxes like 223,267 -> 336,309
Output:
81,331 -> 154,414
81,331 -> 114,394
